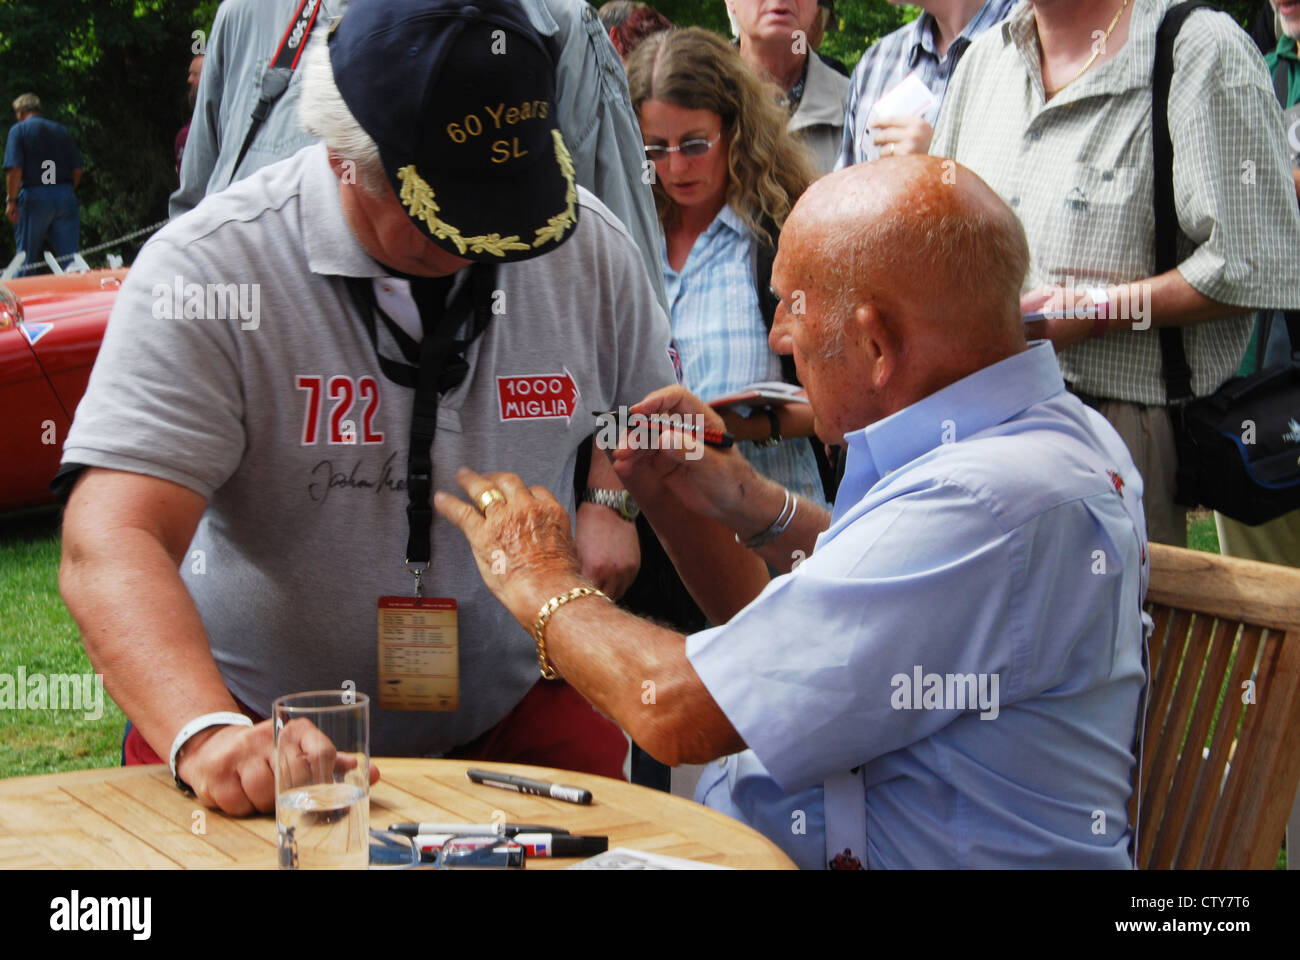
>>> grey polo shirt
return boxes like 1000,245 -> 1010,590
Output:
66,144 -> 675,755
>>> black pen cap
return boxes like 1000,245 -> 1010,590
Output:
552,835 -> 609,857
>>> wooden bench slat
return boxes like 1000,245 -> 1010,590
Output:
1146,617 -> 1238,868
1171,624 -> 1262,868
1138,606 -> 1216,858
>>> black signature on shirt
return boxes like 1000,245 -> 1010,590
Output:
307,451 -> 406,504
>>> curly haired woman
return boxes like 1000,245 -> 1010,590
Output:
628,27 -> 830,506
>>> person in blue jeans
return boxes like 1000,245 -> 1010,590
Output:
3,93 -> 83,273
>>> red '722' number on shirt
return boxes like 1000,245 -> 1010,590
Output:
296,375 -> 384,444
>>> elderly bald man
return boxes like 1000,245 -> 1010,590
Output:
436,156 -> 1151,870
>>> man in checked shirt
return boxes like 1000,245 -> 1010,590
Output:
931,0 -> 1300,545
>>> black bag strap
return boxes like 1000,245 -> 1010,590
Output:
751,213 -> 840,501
1274,56 -> 1291,107
228,0 -> 324,186
1153,1 -> 1209,407
752,216 -> 798,385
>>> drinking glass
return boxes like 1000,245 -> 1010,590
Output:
274,690 -> 369,869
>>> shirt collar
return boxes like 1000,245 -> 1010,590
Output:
715,203 -> 748,238
787,55 -> 810,110
1004,0 -> 1157,102
911,0 -> 1005,69
833,341 -> 1065,522
907,13 -> 937,68
300,143 -> 392,279
1278,33 -> 1299,63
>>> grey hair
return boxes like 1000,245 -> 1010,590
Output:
297,35 -> 389,195
12,93 -> 40,114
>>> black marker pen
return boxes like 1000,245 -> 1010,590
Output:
387,822 -> 569,836
466,768 -> 593,804
512,833 -> 608,858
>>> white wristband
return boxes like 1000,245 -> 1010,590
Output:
169,712 -> 254,791
1083,286 -> 1109,318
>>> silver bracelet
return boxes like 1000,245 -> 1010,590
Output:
736,487 -> 796,548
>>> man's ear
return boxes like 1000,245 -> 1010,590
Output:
325,150 -> 350,181
855,302 -> 895,390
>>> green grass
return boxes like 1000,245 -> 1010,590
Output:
1186,509 -> 1220,554
0,509 -> 124,778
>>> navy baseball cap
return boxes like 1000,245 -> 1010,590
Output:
328,0 -> 578,263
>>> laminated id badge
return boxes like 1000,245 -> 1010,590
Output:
377,597 -> 458,710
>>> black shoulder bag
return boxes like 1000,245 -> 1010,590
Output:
1156,2 -> 1300,525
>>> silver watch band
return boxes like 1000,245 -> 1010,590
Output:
581,487 -> 638,520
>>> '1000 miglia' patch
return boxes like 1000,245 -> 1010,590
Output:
497,371 -> 580,422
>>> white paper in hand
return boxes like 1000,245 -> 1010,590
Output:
860,71 -> 939,161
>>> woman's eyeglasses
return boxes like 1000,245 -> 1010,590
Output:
643,133 -> 722,162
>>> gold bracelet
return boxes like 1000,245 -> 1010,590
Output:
533,586 -> 612,679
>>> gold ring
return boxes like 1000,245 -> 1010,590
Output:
477,488 -> 506,514
887,143 -> 895,157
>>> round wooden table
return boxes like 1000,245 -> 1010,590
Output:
0,758 -> 795,869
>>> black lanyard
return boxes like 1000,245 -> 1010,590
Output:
343,266 -> 497,587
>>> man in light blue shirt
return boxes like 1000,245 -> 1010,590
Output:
435,155 -> 1149,869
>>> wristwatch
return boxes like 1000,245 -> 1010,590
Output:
581,488 -> 640,521
753,407 -> 782,449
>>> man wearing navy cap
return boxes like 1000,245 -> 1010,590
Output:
58,0 -> 675,814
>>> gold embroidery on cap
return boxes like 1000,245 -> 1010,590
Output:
533,130 -> 577,249
397,164 -> 529,256
395,129 -> 576,258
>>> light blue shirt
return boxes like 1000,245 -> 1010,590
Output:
688,341 -> 1149,868
664,203 -> 827,505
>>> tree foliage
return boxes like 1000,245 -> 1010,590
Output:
0,0 -> 219,268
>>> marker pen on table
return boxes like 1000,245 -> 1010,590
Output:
512,833 -> 608,858
415,832 -> 607,859
466,768 -> 593,805
387,822 -> 570,837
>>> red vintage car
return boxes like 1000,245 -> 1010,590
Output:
0,268 -> 126,510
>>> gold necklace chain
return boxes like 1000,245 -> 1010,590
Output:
1044,0 -> 1131,97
